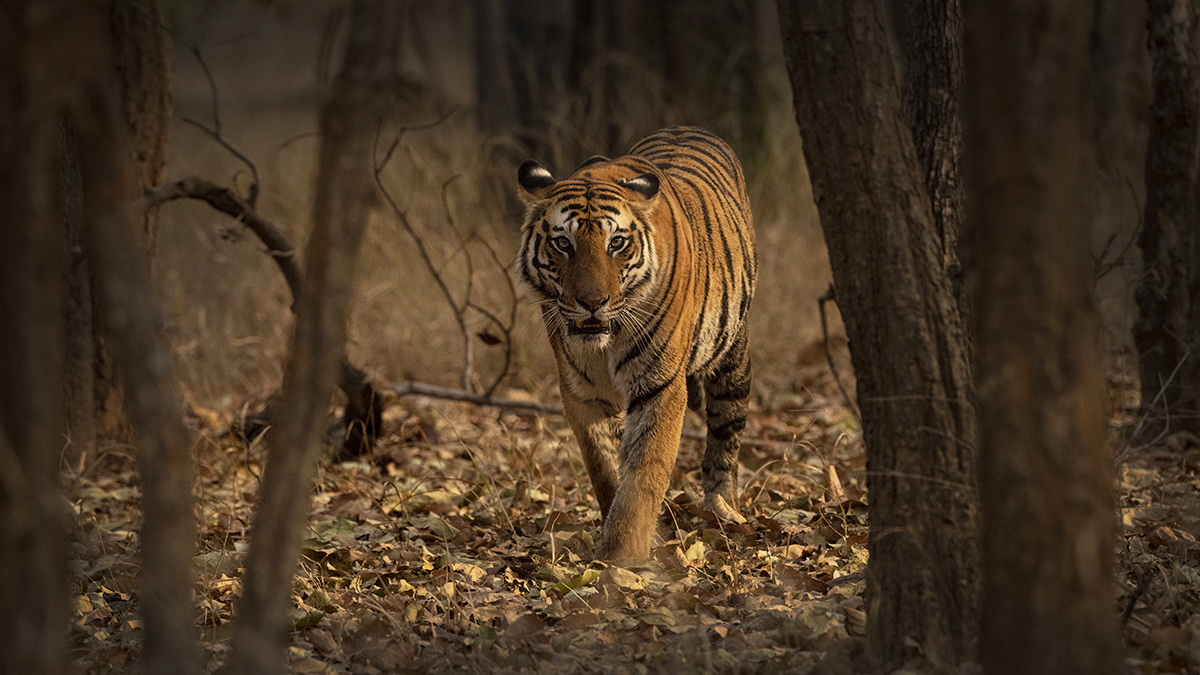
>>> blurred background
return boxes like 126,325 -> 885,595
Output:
156,0 -> 1145,413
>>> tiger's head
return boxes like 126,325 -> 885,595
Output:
516,156 -> 663,350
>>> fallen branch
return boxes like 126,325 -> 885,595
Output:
392,380 -> 564,415
390,381 -> 788,449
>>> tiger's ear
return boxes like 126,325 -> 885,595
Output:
619,172 -> 659,201
518,160 -> 556,203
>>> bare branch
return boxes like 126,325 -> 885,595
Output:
471,234 -> 520,399
138,176 -> 301,306
441,177 -> 476,391
818,284 -> 861,424
181,117 -> 262,206
373,115 -> 475,392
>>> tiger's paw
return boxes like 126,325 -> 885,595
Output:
593,523 -> 656,562
704,494 -> 747,524
593,537 -> 646,563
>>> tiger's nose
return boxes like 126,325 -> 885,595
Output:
579,296 -> 609,313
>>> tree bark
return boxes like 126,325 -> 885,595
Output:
963,1 -> 1124,673
776,0 -> 979,669
51,2 -> 201,673
902,0 -> 966,312
71,62 -> 202,675
0,4 -> 70,673
222,2 -> 396,673
108,0 -> 172,253
62,0 -> 173,463
1133,0 -> 1200,437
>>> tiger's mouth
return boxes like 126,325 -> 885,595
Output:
568,318 -> 611,335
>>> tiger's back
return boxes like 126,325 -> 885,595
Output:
629,127 -> 757,380
516,126 -> 757,560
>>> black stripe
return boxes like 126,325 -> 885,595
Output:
708,417 -> 747,442
561,346 -> 593,387
709,380 -> 751,403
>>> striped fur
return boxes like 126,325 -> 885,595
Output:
517,126 -> 757,561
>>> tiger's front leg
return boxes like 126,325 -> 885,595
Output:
593,374 -> 688,561
560,389 -> 624,520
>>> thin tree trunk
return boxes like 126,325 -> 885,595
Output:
61,2 -> 200,672
72,71 -> 202,675
776,0 -> 979,669
0,3 -> 71,673
1090,0 -> 1149,371
223,3 -> 397,673
61,119 -> 97,470
1134,0 -> 1200,438
963,1 -> 1123,673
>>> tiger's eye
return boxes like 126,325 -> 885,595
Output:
552,236 -> 572,253
608,236 -> 628,253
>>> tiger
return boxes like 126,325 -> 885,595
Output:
515,126 -> 758,561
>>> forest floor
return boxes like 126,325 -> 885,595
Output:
65,371 -> 1200,674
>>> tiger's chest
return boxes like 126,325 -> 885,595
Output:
552,330 -> 649,409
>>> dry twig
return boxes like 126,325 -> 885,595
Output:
819,284 -> 861,423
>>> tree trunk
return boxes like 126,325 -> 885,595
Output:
1133,0 -> 1200,438
1091,0 -> 1150,364
68,11 -> 201,673
472,0 -> 569,145
0,4 -> 70,673
776,0 -> 979,669
223,2 -> 396,673
109,0 -> 172,253
963,1 -> 1124,673
62,0 -> 173,463
901,0 -> 966,313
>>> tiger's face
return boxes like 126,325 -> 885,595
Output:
516,158 -> 662,350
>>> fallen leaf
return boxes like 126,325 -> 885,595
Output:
601,566 -> 646,591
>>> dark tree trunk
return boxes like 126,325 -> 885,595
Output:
1090,0 -> 1149,361
776,0 -> 979,669
475,1 -> 765,165
1134,0 -> 1200,437
60,119 -> 97,470
223,2 -> 396,673
963,1 -> 1124,673
0,5 -> 69,674
901,0 -> 966,312
62,0 -> 173,464
69,26 -> 201,675
3,1 -> 202,670
472,0 -> 569,146
109,0 -> 172,253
